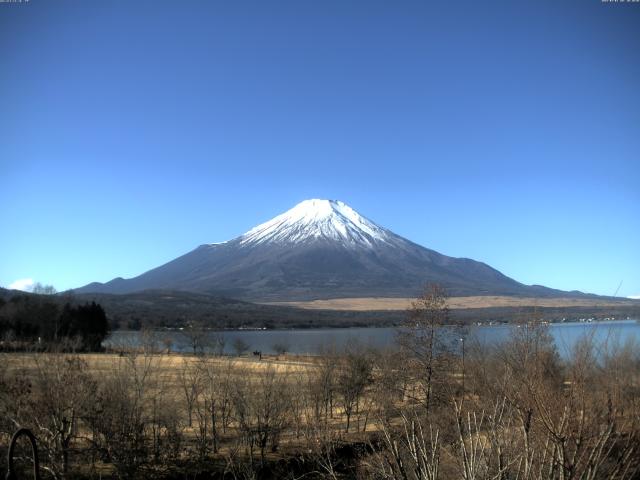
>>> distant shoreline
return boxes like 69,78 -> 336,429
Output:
115,317 -> 639,334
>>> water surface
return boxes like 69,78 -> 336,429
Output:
105,319 -> 640,358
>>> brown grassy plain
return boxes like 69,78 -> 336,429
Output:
3,324 -> 639,480
1,349 -> 388,478
264,295 -> 638,310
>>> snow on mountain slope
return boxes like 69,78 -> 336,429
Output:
76,198 -> 584,301
238,199 -> 391,247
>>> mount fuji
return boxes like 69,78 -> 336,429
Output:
76,199 -> 575,300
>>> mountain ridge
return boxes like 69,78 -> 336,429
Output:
75,199 -> 598,301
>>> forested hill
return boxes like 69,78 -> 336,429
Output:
0,288 -> 403,330
70,289 -> 403,329
2,288 -> 639,333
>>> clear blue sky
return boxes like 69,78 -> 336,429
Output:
1,0 -> 638,297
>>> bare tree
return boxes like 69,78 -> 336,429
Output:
161,335 -> 173,354
373,348 -> 411,419
195,356 -> 236,454
368,408 -> 441,480
461,319 -> 640,480
336,343 -> 373,433
212,332 -> 226,356
32,283 -> 57,295
178,359 -> 202,427
272,341 -> 289,358
148,391 -> 184,466
11,352 -> 95,479
398,283 -> 451,412
183,322 -> 208,355
232,337 -> 250,357
231,366 -> 292,465
289,370 -> 309,439
139,328 -> 160,354
86,349 -> 159,479
303,412 -> 342,480
310,344 -> 338,424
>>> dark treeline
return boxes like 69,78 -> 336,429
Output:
70,289 -> 404,330
0,292 -> 110,351
69,290 -> 640,330
2,287 -> 639,334
1,284 -> 639,479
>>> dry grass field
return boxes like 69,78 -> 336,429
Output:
2,287 -> 639,478
3,322 -> 640,480
0,350 -> 375,435
265,295 -> 638,311
1,351 -> 323,387
1,349 -> 385,477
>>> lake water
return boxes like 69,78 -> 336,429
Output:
105,319 -> 640,358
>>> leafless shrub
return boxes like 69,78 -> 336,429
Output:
233,338 -> 250,357
365,407 -> 440,480
309,345 -> 339,426
231,365 -> 292,465
272,341 -> 289,358
148,393 -> 184,465
183,321 -> 208,355
85,350 -> 160,479
336,342 -> 373,433
0,351 -> 94,479
178,358 -> 202,428
193,356 -> 236,456
1,297 -> 639,480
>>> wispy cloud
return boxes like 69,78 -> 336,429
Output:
7,278 -> 35,292
628,294 -> 640,300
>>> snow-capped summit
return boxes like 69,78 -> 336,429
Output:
239,199 -> 390,247
76,198 -> 572,301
